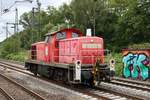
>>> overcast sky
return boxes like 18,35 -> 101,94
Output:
0,0 -> 71,42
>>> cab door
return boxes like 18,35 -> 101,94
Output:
45,36 -> 52,63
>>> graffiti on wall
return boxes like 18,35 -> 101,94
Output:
122,53 -> 149,80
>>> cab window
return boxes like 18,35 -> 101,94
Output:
56,32 -> 66,40
72,32 -> 79,38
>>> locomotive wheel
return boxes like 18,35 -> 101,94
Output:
89,77 -> 94,87
89,81 -> 94,87
105,75 -> 110,82
31,65 -> 37,76
63,70 -> 68,83
34,72 -> 37,76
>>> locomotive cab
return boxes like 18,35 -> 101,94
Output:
59,36 -> 114,85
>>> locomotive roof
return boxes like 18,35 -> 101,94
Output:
122,48 -> 150,51
59,36 -> 103,41
32,41 -> 45,45
45,28 -> 82,36
45,31 -> 57,36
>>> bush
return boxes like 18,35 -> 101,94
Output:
4,51 -> 27,62
112,53 -> 123,77
0,37 -> 21,58
128,43 -> 150,49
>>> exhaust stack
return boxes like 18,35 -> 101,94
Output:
86,29 -> 92,36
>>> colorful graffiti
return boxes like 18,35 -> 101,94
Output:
122,53 -> 149,80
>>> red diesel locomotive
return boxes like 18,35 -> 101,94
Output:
25,28 -> 115,86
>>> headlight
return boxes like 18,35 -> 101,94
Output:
109,59 -> 115,69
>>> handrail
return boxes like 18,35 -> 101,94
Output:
29,49 -> 112,64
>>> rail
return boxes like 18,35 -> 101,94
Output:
0,87 -> 15,100
110,80 -> 150,92
0,72 -> 46,100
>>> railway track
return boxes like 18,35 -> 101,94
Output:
109,79 -> 150,92
100,81 -> 150,99
0,70 -> 46,100
88,87 -> 141,100
0,60 -> 26,70
113,77 -> 150,87
0,60 -> 148,100
0,87 -> 15,100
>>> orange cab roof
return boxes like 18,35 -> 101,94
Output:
32,41 -> 45,46
45,28 -> 83,36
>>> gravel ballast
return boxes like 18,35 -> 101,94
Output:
0,67 -> 96,100
0,72 -> 35,100
99,82 -> 150,99
0,92 -> 7,100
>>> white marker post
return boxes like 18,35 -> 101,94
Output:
75,60 -> 81,82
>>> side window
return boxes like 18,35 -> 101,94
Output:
72,32 -> 78,38
55,32 -> 66,48
45,36 -> 49,43
45,36 -> 52,43
48,36 -> 52,43
56,32 -> 66,40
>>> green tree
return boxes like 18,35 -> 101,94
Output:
20,10 -> 50,48
70,0 -> 118,48
114,0 -> 150,48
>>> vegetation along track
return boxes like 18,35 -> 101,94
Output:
0,60 -> 148,100
0,71 -> 46,100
